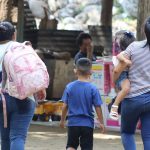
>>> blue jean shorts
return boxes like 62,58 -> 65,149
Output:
115,71 -> 128,90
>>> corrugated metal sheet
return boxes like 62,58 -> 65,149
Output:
24,30 -> 38,48
37,30 -> 81,56
24,29 -> 105,56
89,25 -> 112,55
24,1 -> 37,31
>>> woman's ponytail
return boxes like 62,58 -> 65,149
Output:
144,17 -> 150,47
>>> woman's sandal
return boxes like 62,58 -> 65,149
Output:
109,105 -> 119,120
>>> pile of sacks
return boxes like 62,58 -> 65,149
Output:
27,0 -> 138,32
27,0 -> 101,31
119,0 -> 138,18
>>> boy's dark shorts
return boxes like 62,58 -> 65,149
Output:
67,126 -> 93,150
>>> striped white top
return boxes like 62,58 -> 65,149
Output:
124,40 -> 150,98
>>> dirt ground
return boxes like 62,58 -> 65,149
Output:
26,124 -> 143,150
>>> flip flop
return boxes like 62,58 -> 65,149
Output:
109,105 -> 119,121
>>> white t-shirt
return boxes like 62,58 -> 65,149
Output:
0,42 -> 12,69
112,56 -> 119,67
0,41 -> 13,87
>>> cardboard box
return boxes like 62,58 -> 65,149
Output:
91,62 -> 105,95
91,63 -> 111,95
91,57 -> 116,96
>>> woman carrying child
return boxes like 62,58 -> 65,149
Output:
113,17 -> 150,150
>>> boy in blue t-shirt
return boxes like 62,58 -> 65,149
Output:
60,58 -> 105,150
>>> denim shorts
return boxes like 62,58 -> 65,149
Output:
116,71 -> 128,90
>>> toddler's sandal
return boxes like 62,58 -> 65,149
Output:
109,105 -> 119,121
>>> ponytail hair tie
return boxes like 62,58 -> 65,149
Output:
124,31 -> 134,38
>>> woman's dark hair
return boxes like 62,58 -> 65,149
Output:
115,30 -> 135,51
144,17 -> 150,47
76,32 -> 92,47
0,21 -> 15,42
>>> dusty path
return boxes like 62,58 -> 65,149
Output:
26,124 -> 143,150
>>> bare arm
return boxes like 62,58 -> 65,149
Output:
117,52 -> 131,66
113,61 -> 127,83
95,106 -> 105,133
60,103 -> 68,128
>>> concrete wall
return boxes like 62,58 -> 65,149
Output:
44,59 -> 76,100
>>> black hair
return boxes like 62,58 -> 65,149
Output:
76,58 -> 92,75
115,30 -> 135,51
76,32 -> 92,47
0,21 -> 15,42
144,17 -> 150,47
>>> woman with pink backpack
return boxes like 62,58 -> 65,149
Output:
0,21 -> 48,150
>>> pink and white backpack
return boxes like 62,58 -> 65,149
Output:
2,41 -> 49,99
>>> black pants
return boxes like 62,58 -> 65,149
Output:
67,126 -> 93,150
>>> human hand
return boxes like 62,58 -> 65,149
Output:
99,123 -> 105,133
60,120 -> 65,128
87,42 -> 93,53
34,89 -> 46,101
124,59 -> 132,66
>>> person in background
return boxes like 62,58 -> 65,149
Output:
74,32 -> 96,64
60,58 -> 105,150
113,17 -> 150,150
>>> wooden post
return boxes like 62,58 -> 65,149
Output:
17,0 -> 24,42
137,0 -> 150,40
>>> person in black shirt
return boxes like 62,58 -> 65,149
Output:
74,32 -> 96,64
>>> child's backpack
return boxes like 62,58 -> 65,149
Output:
2,41 -> 49,99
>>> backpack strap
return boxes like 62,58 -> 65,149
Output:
1,63 -> 7,90
0,91 -> 7,128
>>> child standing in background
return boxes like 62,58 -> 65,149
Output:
109,30 -> 135,120
60,58 -> 105,150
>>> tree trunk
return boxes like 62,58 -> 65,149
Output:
137,0 -> 150,40
100,0 -> 113,27
17,0 -> 24,42
0,0 -> 13,21
100,0 -> 113,55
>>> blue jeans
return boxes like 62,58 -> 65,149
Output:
0,93 -> 35,150
121,92 -> 150,150
115,71 -> 128,90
